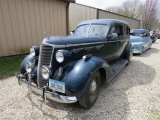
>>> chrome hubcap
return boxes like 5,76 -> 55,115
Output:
90,79 -> 97,94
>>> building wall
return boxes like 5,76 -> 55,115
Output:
69,3 -> 140,31
69,3 -> 97,31
0,0 -> 67,57
98,10 -> 140,29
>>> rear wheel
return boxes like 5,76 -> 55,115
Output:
148,42 -> 152,49
123,43 -> 133,65
126,47 -> 133,66
79,71 -> 101,109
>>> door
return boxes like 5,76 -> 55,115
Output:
143,31 -> 151,49
105,24 -> 124,61
122,25 -> 130,52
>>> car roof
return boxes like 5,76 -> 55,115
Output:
132,29 -> 147,31
77,19 -> 129,27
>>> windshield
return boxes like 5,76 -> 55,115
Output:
74,24 -> 109,36
130,30 -> 144,37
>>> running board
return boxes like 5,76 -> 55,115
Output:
108,59 -> 128,82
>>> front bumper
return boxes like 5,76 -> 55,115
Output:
133,49 -> 141,54
15,73 -> 77,103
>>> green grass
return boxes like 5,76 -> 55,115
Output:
0,55 -> 25,79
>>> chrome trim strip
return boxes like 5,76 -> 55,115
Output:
37,45 -> 42,87
49,46 -> 54,68
43,37 -> 109,48
43,38 -> 65,48
17,75 -> 77,103
66,41 -> 108,47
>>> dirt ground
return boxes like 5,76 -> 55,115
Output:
0,40 -> 160,120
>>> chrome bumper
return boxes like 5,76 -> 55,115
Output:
15,73 -> 77,103
133,49 -> 141,54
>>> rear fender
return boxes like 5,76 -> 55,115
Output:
123,43 -> 132,59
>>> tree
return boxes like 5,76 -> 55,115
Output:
141,0 -> 160,30
105,0 -> 160,30
106,0 -> 141,19
121,0 -> 141,18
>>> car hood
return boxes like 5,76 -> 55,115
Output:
130,42 -> 144,45
44,35 -> 106,45
130,36 -> 143,43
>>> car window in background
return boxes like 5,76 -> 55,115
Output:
150,31 -> 153,34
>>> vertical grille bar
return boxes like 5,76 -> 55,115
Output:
37,44 -> 53,87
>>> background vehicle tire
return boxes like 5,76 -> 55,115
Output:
139,46 -> 144,55
79,71 -> 101,109
148,42 -> 152,49
152,40 -> 156,43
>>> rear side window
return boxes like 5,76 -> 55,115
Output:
109,24 -> 123,38
124,25 -> 130,35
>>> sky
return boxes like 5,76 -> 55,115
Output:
76,0 -> 146,10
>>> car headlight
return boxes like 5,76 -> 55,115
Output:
56,51 -> 64,63
25,62 -> 34,73
41,66 -> 50,80
30,47 -> 35,56
30,46 -> 40,56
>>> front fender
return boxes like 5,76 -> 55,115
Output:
20,54 -> 38,74
53,56 -> 112,99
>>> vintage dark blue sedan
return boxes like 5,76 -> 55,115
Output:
16,19 -> 132,108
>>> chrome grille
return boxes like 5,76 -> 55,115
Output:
38,44 -> 53,87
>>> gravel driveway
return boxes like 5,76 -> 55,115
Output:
0,40 -> 160,120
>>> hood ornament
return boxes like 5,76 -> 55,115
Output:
44,32 -> 50,38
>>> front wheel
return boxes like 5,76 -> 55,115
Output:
139,46 -> 144,55
79,71 -> 101,109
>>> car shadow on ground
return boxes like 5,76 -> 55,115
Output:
152,41 -> 159,44
27,60 -> 156,119
133,47 -> 159,57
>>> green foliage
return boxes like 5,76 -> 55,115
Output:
0,55 -> 25,79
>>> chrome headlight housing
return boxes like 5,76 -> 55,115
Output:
25,62 -> 34,73
30,47 -> 35,56
56,51 -> 64,63
41,66 -> 50,80
30,46 -> 40,56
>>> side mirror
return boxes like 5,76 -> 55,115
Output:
70,30 -> 75,35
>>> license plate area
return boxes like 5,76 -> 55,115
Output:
49,79 -> 65,93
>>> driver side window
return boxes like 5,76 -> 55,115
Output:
109,25 -> 123,39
